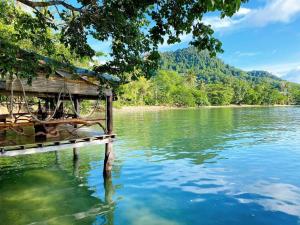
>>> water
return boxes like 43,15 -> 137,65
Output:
1,107 -> 300,225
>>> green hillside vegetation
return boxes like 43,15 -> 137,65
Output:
118,47 -> 300,106
1,3 -> 300,107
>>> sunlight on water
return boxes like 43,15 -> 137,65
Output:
1,107 -> 300,225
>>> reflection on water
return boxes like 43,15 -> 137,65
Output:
0,150 -> 116,225
1,107 -> 300,225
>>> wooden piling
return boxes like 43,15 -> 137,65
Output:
106,94 -> 113,135
0,118 -> 6,137
73,96 -> 80,160
103,141 -> 114,177
103,174 -> 114,224
74,96 -> 80,120
73,153 -> 80,176
73,148 -> 79,160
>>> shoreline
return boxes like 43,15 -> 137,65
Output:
115,104 -> 296,113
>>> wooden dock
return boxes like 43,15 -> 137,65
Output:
0,134 -> 116,157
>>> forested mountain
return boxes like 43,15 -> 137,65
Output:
118,47 -> 300,107
159,47 -> 281,84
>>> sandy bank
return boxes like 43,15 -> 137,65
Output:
115,104 -> 295,113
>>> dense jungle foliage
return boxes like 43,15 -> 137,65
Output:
1,0 -> 248,81
1,2 -> 300,107
117,47 -> 300,106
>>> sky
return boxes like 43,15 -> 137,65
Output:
88,0 -> 300,82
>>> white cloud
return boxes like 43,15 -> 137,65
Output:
204,0 -> 300,30
203,16 -> 240,29
235,7 -> 252,17
250,0 -> 300,26
235,51 -> 261,57
257,62 -> 300,76
243,61 -> 300,83
282,68 -> 300,83
202,7 -> 250,30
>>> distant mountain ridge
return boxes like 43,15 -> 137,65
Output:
247,70 -> 281,81
159,47 -> 282,83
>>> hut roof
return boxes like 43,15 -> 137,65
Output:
0,40 -> 120,98
0,39 -> 120,84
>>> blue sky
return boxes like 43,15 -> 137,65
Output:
89,0 -> 300,82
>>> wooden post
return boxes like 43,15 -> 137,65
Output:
45,98 -> 50,113
74,96 -> 80,121
103,174 -> 114,224
49,98 -> 55,111
73,148 -> 79,160
0,118 -> 7,137
106,94 -> 113,135
103,141 -> 114,177
73,153 -> 80,176
73,96 -> 80,160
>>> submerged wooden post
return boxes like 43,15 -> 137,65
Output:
106,94 -> 113,135
104,92 -> 114,176
73,148 -> 79,160
103,174 -> 114,224
73,96 -> 80,160
103,141 -> 114,177
73,154 -> 80,177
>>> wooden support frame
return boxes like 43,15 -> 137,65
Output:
0,134 -> 116,157
0,75 -> 117,175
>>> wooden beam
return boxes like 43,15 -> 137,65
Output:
0,90 -> 101,100
0,118 -> 106,129
0,135 -> 115,157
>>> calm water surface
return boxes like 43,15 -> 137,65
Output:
1,107 -> 300,225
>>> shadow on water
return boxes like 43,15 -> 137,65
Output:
0,150 -> 116,225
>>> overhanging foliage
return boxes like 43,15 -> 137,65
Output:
1,0 -> 248,81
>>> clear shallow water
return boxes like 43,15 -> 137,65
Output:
1,107 -> 300,225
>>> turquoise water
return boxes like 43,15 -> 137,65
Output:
1,107 -> 300,225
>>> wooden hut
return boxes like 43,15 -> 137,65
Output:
0,43 -> 118,175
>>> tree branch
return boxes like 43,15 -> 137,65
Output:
17,0 -> 82,12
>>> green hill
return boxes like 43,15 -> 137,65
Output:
159,47 -> 282,84
118,47 -> 300,106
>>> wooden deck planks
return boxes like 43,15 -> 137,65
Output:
0,134 -> 116,157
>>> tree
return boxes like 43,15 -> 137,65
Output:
171,86 -> 196,107
119,76 -> 152,105
2,0 -> 248,81
151,70 -> 183,105
207,84 -> 234,105
193,89 -> 209,106
232,79 -> 250,104
184,70 -> 197,88
244,88 -> 260,105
